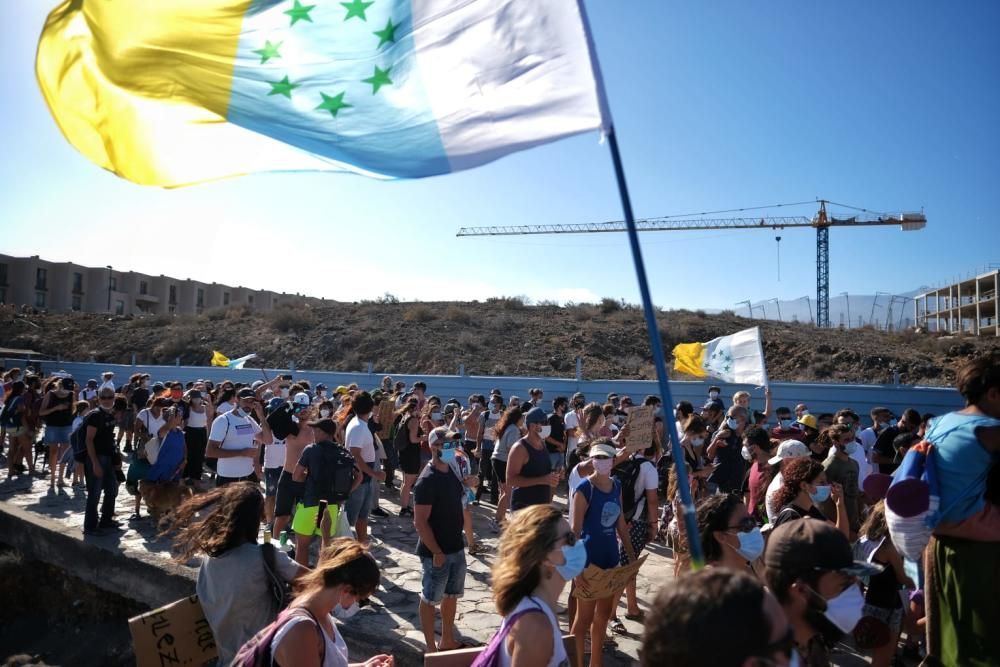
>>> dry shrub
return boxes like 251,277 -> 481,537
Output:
403,305 -> 436,323
445,306 -> 472,324
600,297 -> 622,314
267,305 -> 315,332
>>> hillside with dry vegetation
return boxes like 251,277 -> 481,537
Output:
1,298 -> 996,386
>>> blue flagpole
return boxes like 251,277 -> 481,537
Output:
606,125 -> 704,570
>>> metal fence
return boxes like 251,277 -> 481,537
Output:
3,357 -> 963,419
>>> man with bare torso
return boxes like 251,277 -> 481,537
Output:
271,392 -> 316,541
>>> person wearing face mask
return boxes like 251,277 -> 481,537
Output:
819,424 -> 862,537
506,407 -> 559,512
707,406 -> 748,495
490,406 -> 525,532
833,409 -> 869,485
182,389 -> 213,484
265,538 -> 392,667
696,494 -> 765,576
487,505 -> 575,667
571,440 -> 637,667
707,385 -> 722,402
39,375 -> 76,488
545,397 -> 569,475
82,387 -> 122,535
393,398 -> 422,517
641,568 -> 796,667
770,406 -> 800,443
564,392 -> 586,465
763,440 -> 812,523
206,388 -> 272,487
414,428 -> 471,653
857,407 -> 890,465
344,392 -> 385,546
475,397 -> 502,505
741,426 -> 775,522
765,519 -> 882,667
771,458 -> 849,538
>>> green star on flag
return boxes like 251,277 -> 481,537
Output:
362,65 -> 393,94
341,0 -> 374,21
373,18 -> 399,48
253,40 -> 282,64
267,75 -> 299,99
284,0 -> 316,26
316,91 -> 352,117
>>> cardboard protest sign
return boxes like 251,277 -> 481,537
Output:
572,555 -> 648,600
624,405 -> 654,453
129,595 -> 217,667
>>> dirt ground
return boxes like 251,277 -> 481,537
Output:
1,301 -> 996,386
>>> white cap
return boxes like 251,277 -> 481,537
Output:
767,440 -> 810,466
292,392 -> 311,407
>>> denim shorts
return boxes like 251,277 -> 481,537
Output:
345,478 -> 374,525
264,467 -> 282,498
44,425 -> 74,444
420,550 -> 467,605
549,452 -> 565,471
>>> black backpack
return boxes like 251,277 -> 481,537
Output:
316,441 -> 357,504
393,415 -> 413,453
613,455 -> 647,522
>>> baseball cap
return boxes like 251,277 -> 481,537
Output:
524,407 -> 548,426
797,414 -> 818,430
590,442 -> 616,459
251,380 -> 265,390
292,392 -> 311,407
335,385 -> 349,396
572,392 -> 585,401
316,383 -> 327,390
767,440 -> 811,466
102,371 -> 114,377
428,427 -> 460,448
237,388 -> 256,399
307,418 -> 338,437
87,379 -> 98,387
620,395 -> 634,407
702,398 -> 725,412
267,397 -> 285,413
765,518 -> 883,578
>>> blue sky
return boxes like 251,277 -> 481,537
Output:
2,1 -> 998,308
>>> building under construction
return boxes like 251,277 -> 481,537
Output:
915,269 -> 999,336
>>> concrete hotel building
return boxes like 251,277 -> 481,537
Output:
0,254 -> 320,316
914,268 -> 999,336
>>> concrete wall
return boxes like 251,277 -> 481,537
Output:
2,358 -> 964,419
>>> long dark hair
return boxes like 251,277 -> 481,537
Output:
493,406 -> 524,442
696,494 -> 743,564
161,482 -> 263,561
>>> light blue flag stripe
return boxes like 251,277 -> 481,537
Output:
227,0 -> 450,177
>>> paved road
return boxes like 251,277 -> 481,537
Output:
0,461 -> 872,666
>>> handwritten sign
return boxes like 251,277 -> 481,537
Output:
624,406 -> 655,453
573,555 -> 648,600
129,595 -> 217,667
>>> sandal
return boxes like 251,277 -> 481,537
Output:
603,638 -> 618,650
610,618 -> 628,636
624,610 -> 646,622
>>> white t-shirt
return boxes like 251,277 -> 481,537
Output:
564,411 -> 580,450
136,408 -> 166,438
568,463 -> 585,529
270,614 -> 349,667
765,471 -> 784,523
498,596 -> 568,667
264,436 -> 287,469
858,427 -> 878,456
345,415 -> 376,464
99,379 -> 115,393
209,411 -> 262,478
849,443 -> 870,487
83,388 -> 98,401
629,456 -> 660,523
187,406 -> 208,428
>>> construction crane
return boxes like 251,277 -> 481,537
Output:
456,199 -> 927,328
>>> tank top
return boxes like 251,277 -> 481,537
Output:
926,412 -> 1000,524
510,439 -> 552,510
43,392 -> 74,427
577,477 -> 623,569
498,596 -> 570,667
270,613 -> 348,667
186,407 -> 208,428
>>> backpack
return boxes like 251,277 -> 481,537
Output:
613,455 -> 647,522
230,606 -> 325,667
261,543 -> 292,614
393,415 -> 414,453
469,603 -> 545,667
317,441 -> 358,504
0,396 -> 21,428
266,403 -> 299,441
71,420 -> 88,462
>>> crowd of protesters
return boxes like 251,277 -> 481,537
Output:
1,351 -> 998,666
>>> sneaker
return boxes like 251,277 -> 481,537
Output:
99,519 -> 124,530
398,506 -> 414,518
488,518 -> 501,533
371,507 -> 390,518
468,542 -> 488,556
83,527 -> 107,537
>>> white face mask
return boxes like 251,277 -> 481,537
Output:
691,436 -> 705,447
844,442 -> 859,455
726,417 -> 740,430
319,409 -> 331,418
592,458 -> 614,476
708,391 -> 719,399
822,584 -> 865,634
332,601 -> 360,620
431,411 -> 443,422
741,445 -> 753,461
318,390 -> 326,398
280,388 -> 290,399
539,424 -> 552,439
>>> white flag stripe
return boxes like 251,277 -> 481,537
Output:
411,0 -> 610,172
702,327 -> 767,386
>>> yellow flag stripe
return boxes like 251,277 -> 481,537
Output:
210,351 -> 230,367
672,342 -> 707,378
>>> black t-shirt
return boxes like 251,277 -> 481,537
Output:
84,408 -> 118,457
130,387 -> 151,410
873,426 -> 902,474
772,504 -> 828,530
708,432 -> 745,494
546,413 -> 566,453
298,440 -> 358,506
413,463 -> 465,557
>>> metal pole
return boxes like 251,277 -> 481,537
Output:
840,292 -> 851,329
106,265 -> 113,311
606,126 -> 703,568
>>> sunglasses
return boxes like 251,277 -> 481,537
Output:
726,517 -> 758,533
